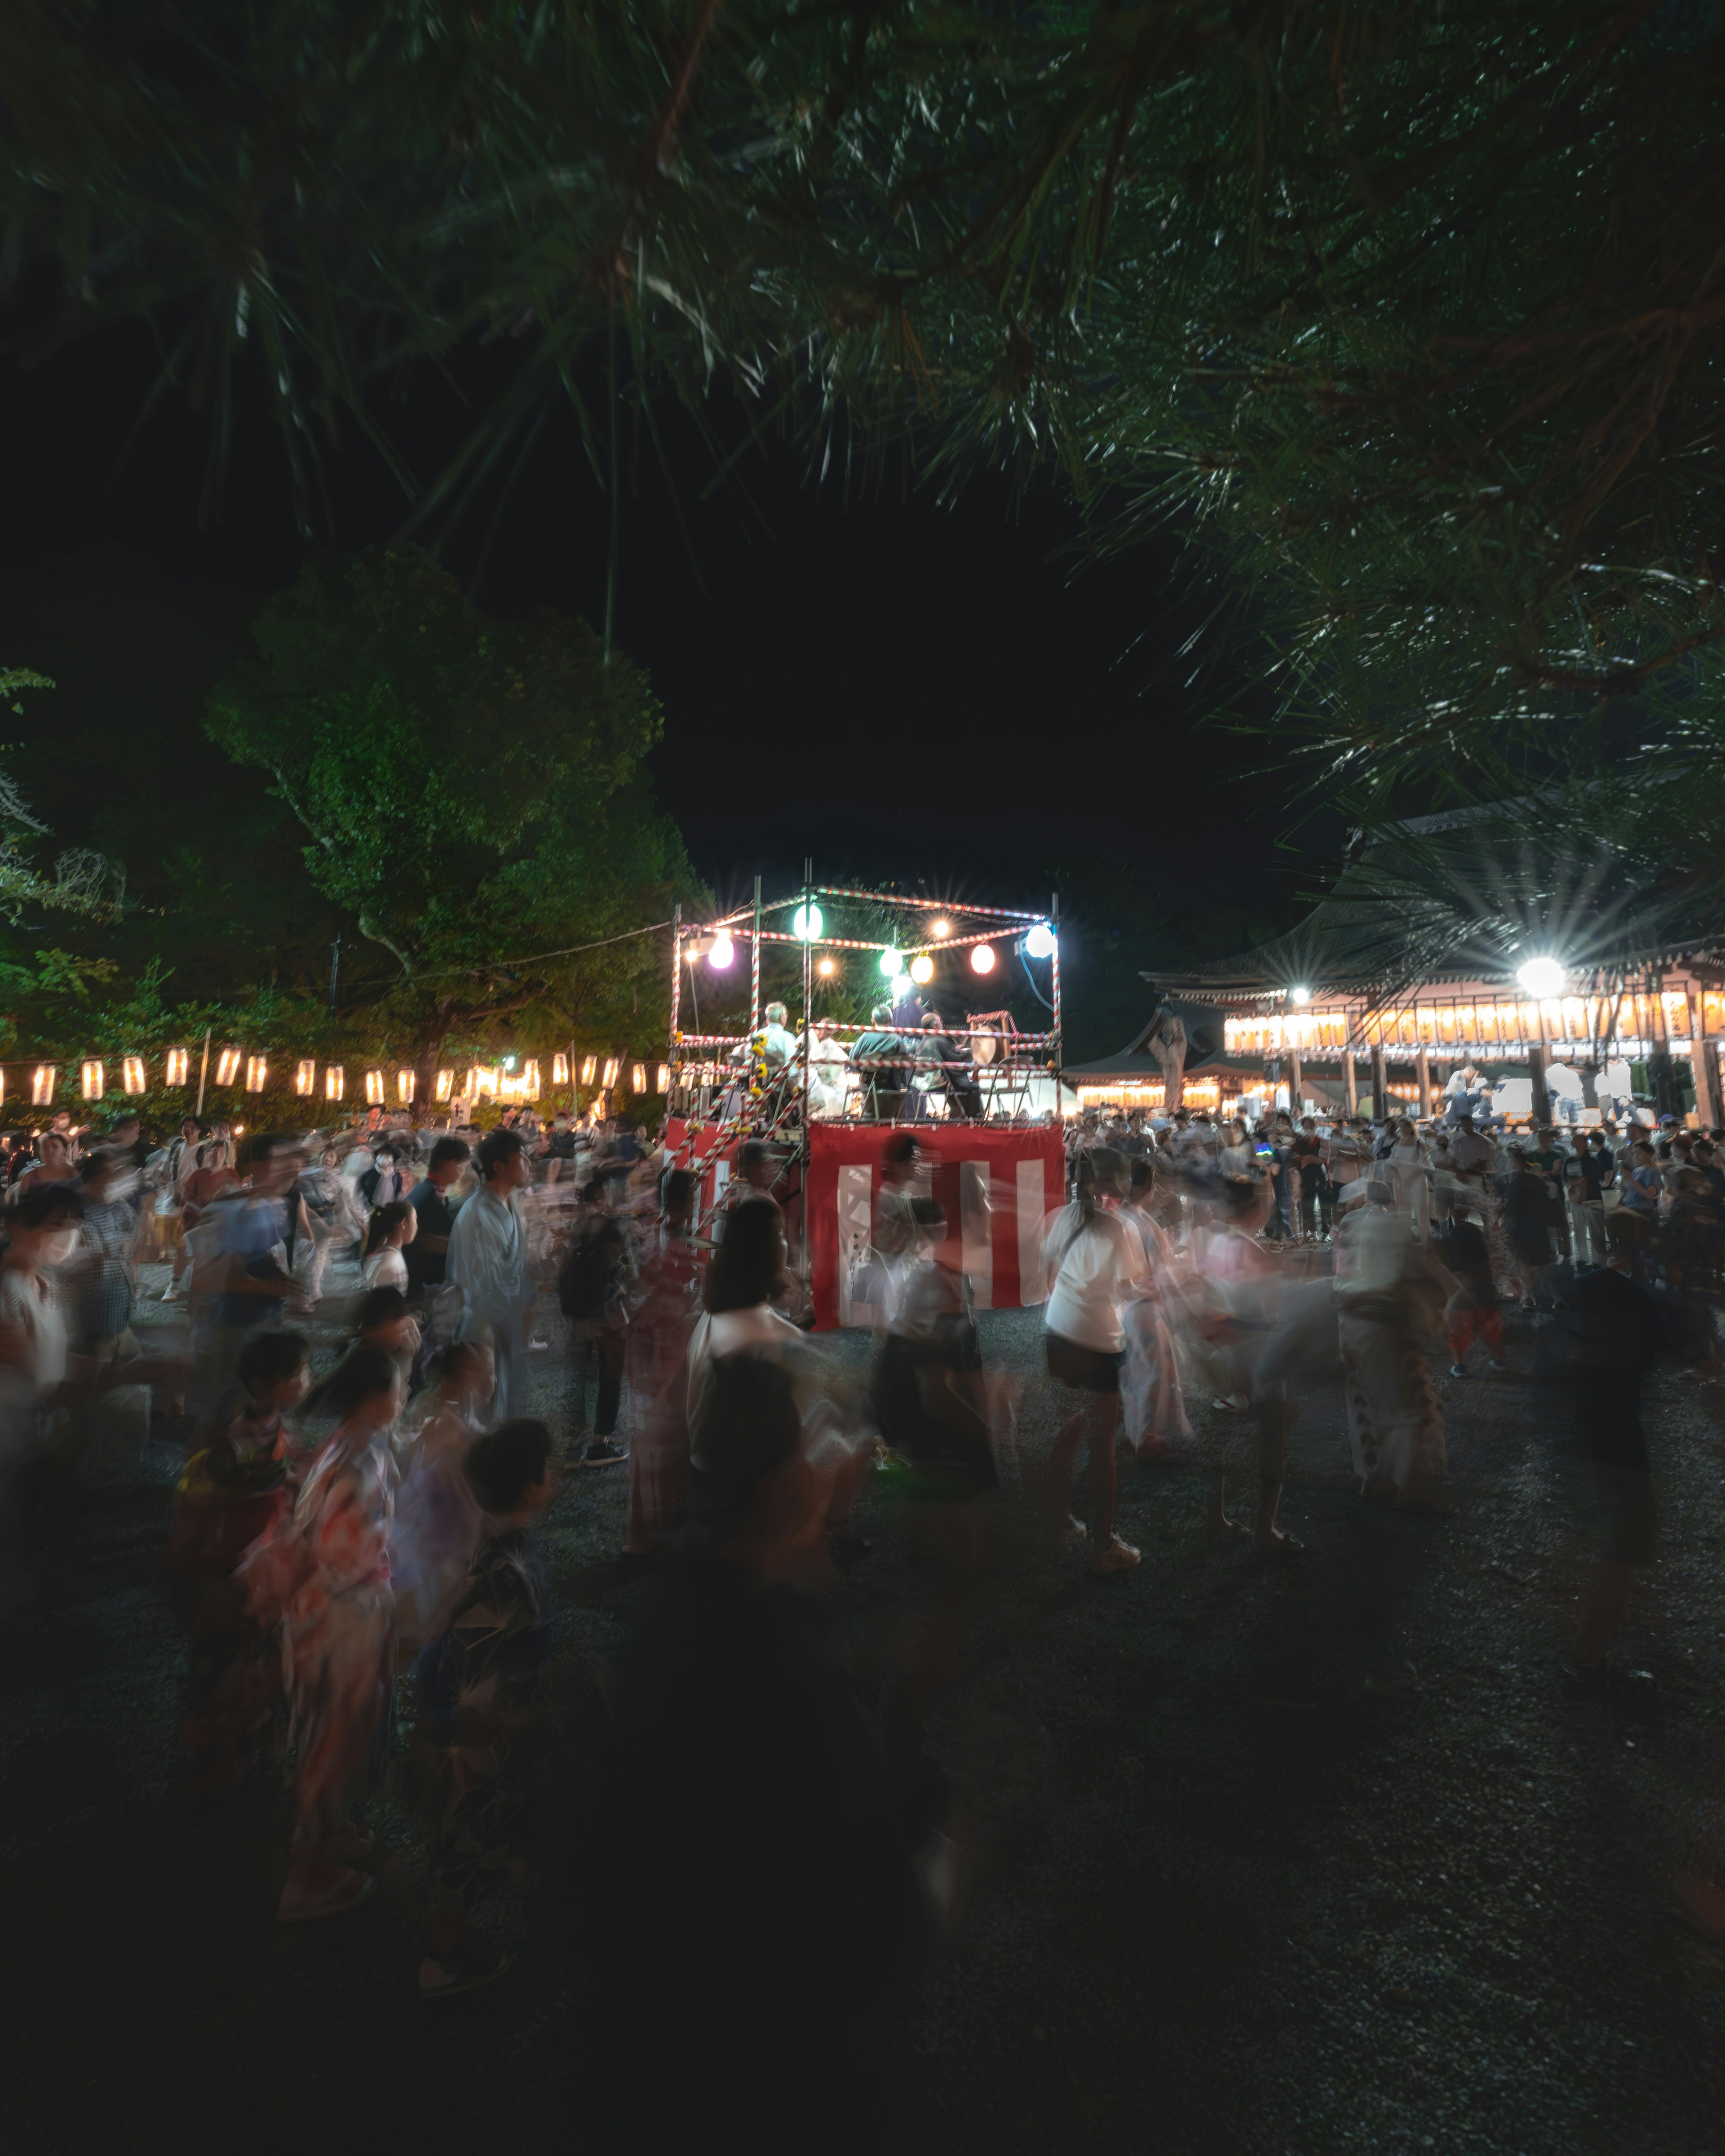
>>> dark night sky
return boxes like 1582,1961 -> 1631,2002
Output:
0,324 -> 1308,1051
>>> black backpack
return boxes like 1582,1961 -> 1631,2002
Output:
559,1219 -> 622,1320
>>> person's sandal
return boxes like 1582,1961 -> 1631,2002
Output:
420,1937 -> 512,1997
1089,1535 -> 1141,1576
277,1866 -> 377,1924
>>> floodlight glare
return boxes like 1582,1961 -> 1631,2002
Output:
817,956 -> 837,978
792,903 -> 823,941
878,949 -> 903,978
708,932 -> 735,969
1516,954 -> 1564,998
932,917 -> 951,937
891,972 -> 914,998
1024,922 -> 1057,959
1290,985 -> 1312,1005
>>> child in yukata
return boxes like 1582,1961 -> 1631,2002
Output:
418,1418 -> 556,1997
169,1331 -> 312,1789
244,1345 -> 403,1924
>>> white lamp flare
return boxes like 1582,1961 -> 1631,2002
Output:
1516,954 -> 1565,998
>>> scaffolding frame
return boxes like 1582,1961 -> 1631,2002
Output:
665,872 -> 1062,1248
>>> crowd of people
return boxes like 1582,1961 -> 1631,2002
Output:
1056,1097 -> 1719,1664
5,1077 -> 1724,2087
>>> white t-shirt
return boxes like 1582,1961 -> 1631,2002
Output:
362,1246 -> 409,1294
0,1267 -> 69,1391
1043,1205 -> 1148,1354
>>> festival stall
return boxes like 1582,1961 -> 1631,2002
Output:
662,872 -> 1069,1329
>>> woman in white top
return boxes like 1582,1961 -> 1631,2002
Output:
686,1197 -> 867,1553
390,1337 -> 491,1648
1383,1117 -> 1433,1243
686,1199 -> 805,1443
1042,1148 -> 1148,1573
360,1200 -> 416,1293
1117,1156 -> 1191,1458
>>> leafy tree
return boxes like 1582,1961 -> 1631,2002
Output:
6,0 -> 1724,830
206,546 -> 699,1095
5,546 -> 346,1004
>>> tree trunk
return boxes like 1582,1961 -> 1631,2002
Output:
415,1000 -> 457,1127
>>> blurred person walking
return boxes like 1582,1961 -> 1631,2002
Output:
406,1137 -> 472,1277
0,1184 -> 85,1599
242,1346 -> 403,1923
447,1128 -> 534,1420
558,1175 -> 632,1467
361,1200 -> 417,1293
190,1135 -> 309,1423
168,1332 -> 311,1789
417,1417 -> 556,1997
1041,1147 -> 1147,1573
623,1168 -> 702,1556
1117,1156 -> 1191,1457
1335,1180 -> 1452,1511
1442,1206 -> 1509,1378
391,1338 -> 492,1649
291,1143 -> 364,1313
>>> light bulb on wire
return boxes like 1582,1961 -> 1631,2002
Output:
1023,922 -> 1057,960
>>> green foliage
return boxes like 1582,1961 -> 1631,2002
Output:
6,0 -> 1724,839
206,546 -> 699,1075
9,0 -> 1725,990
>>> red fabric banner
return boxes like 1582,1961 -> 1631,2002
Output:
802,1123 -> 1065,1330
663,1119 -> 1064,1330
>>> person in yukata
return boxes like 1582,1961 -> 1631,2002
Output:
447,1127 -> 535,1419
418,1418 -> 556,1997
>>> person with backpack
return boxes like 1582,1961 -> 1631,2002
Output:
559,1176 -> 632,1467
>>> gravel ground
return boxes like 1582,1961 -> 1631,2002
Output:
6,1250 -> 1725,2154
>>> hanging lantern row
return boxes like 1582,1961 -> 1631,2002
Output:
22,1047 -> 668,1109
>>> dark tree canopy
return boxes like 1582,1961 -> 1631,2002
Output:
206,546 -> 695,1078
6,0 -> 1725,995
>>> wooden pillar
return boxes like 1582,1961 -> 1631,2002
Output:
1342,1042 -> 1358,1116
1286,1047 -> 1303,1117
1528,1042 -> 1551,1129
1369,1043 -> 1387,1121
1649,972 -> 1675,1118
1688,988 -> 1720,1128
1415,1046 -> 1432,1119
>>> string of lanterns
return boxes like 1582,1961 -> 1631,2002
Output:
5,1049 -> 671,1108
687,919 -> 1056,989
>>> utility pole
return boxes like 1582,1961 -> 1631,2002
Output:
195,1028 -> 211,1120
327,933 -> 341,1017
